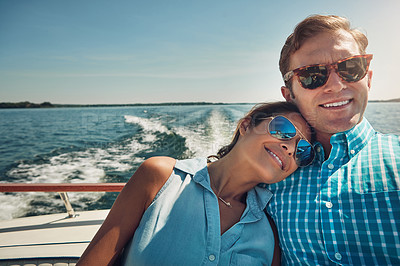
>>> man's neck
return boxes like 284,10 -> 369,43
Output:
317,133 -> 333,160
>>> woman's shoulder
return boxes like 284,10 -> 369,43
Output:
123,157 -> 176,208
139,156 -> 176,177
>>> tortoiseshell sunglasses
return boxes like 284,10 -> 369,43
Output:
284,54 -> 373,90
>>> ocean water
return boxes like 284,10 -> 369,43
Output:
0,102 -> 399,220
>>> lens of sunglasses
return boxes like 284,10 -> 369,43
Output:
296,139 -> 315,167
337,57 -> 368,82
297,66 -> 328,90
268,116 -> 314,167
268,116 -> 296,139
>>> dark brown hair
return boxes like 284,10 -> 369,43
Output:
280,15 -> 368,90
215,101 -> 307,159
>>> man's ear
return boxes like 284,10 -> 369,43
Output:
367,70 -> 373,91
281,86 -> 294,102
239,117 -> 251,136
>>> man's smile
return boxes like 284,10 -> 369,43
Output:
320,99 -> 352,108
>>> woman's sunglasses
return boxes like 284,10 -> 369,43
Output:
254,116 -> 315,167
283,54 -> 373,90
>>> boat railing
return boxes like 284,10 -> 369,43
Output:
0,183 -> 126,218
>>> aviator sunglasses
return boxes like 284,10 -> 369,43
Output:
283,54 -> 373,90
254,116 -> 315,167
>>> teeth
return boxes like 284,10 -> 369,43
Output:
323,100 -> 350,108
266,149 -> 283,168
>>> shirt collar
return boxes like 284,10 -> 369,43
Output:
314,118 -> 376,162
174,157 -> 207,175
333,117 -> 375,157
249,186 -> 273,218
345,118 -> 375,154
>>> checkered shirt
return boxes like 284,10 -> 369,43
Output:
266,118 -> 400,265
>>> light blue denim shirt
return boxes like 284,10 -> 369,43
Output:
122,158 -> 274,265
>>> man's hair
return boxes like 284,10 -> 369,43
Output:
279,14 -> 369,90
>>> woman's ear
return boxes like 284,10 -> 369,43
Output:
239,117 -> 251,136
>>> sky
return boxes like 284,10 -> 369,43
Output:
1,0 -> 400,104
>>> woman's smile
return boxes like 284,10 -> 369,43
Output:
264,147 -> 284,170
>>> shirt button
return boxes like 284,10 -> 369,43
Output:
335,252 -> 342,260
328,163 -> 334,169
350,149 -> 355,154
326,202 -> 333,208
208,254 -> 216,261
316,146 -> 321,152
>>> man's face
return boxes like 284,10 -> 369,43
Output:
281,29 -> 372,141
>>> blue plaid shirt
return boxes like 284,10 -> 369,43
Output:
266,118 -> 400,265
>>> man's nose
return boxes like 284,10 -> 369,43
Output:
322,70 -> 346,93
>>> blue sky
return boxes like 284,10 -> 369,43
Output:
1,0 -> 399,104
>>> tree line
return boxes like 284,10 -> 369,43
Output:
0,101 -> 54,108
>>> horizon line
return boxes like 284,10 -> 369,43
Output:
1,98 -> 400,109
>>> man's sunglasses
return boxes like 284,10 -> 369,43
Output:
254,116 -> 315,167
283,54 -> 373,90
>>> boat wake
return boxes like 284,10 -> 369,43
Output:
1,106 -> 245,220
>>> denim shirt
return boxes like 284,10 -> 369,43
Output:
122,158 -> 274,265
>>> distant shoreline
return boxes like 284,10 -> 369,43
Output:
0,101 -> 249,109
1,99 -> 399,109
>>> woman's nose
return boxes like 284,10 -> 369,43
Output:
280,140 -> 296,157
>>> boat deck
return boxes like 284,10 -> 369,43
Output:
0,209 -> 109,266
0,183 -> 124,266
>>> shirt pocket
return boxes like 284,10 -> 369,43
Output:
360,168 -> 400,194
349,152 -> 400,194
348,190 -> 400,263
361,189 -> 400,212
229,252 -> 268,266
343,166 -> 400,194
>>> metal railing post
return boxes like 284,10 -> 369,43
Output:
0,183 -> 126,217
58,192 -> 76,218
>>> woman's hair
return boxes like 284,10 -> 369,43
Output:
215,101 -> 304,159
280,14 -> 368,90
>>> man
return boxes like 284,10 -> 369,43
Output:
266,15 -> 400,265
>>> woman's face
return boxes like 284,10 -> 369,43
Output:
238,112 -> 313,184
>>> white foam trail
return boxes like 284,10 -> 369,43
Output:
174,109 -> 236,157
124,115 -> 171,142
2,136 -> 148,220
207,109 -> 237,152
125,115 -> 169,132
1,110 -> 241,220
0,193 -> 29,220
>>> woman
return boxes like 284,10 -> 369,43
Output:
77,101 -> 315,265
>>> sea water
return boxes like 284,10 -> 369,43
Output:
0,102 -> 399,220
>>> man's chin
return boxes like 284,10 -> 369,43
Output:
318,117 -> 362,135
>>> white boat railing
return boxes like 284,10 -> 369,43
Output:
0,183 -> 126,218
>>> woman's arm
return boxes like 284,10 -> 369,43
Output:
77,156 -> 176,266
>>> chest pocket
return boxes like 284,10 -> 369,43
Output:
339,190 -> 400,264
337,153 -> 400,194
